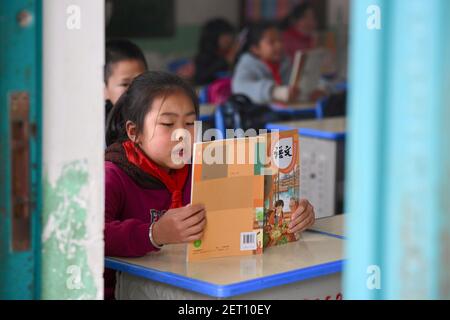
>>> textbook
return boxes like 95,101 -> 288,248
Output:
297,48 -> 327,102
187,137 -> 265,262
289,50 -> 306,88
187,130 -> 300,261
261,130 -> 301,248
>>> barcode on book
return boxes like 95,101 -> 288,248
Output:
240,232 -> 257,251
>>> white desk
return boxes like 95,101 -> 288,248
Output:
106,222 -> 345,300
309,214 -> 345,239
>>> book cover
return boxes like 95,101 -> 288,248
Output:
262,130 -> 301,248
289,50 -> 306,88
187,137 -> 266,262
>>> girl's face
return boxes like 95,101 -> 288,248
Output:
251,28 -> 284,63
105,59 -> 146,105
294,9 -> 317,35
275,206 -> 283,215
128,91 -> 196,172
217,33 -> 235,56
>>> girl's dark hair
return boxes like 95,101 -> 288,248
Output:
105,71 -> 199,147
197,18 -> 236,55
280,2 -> 314,30
274,200 -> 284,208
105,39 -> 148,84
236,21 -> 278,61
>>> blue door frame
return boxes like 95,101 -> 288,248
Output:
0,0 -> 42,299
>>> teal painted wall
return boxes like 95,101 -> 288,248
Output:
344,0 -> 450,299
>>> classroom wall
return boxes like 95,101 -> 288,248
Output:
134,0 -> 350,71
42,0 -> 104,299
327,0 -> 349,79
327,0 -> 349,27
134,0 -> 240,69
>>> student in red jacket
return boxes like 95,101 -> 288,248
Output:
104,71 -> 206,299
280,3 -> 317,61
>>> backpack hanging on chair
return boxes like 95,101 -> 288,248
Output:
214,94 -> 281,137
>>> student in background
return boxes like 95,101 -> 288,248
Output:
194,18 -> 237,86
232,21 -> 298,104
280,2 -> 317,61
104,39 -> 148,124
104,71 -> 206,299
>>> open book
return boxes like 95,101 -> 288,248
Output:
289,49 -> 327,102
187,130 -> 300,261
289,51 -> 306,88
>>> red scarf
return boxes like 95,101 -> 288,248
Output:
122,140 -> 189,209
286,27 -> 314,49
264,60 -> 282,85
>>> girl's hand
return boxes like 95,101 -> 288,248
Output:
288,199 -> 315,233
273,85 -> 300,103
288,85 -> 300,102
152,204 -> 206,245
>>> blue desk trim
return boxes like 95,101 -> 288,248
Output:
266,123 -> 346,141
307,229 -> 347,240
270,104 -> 317,116
106,257 -> 343,298
199,114 -> 214,122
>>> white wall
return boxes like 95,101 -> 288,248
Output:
327,0 -> 350,27
42,0 -> 104,299
176,0 -> 240,26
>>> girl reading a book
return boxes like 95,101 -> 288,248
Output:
104,71 -> 315,299
232,21 -> 298,104
104,71 -> 205,299
280,2 -> 317,61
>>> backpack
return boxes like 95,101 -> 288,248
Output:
207,77 -> 232,105
215,94 -> 284,137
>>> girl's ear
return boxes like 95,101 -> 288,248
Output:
104,84 -> 110,101
125,120 -> 138,143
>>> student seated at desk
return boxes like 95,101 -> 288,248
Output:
232,21 -> 328,105
104,39 -> 148,124
194,18 -> 237,86
280,2 -> 317,62
232,21 -> 297,105
103,71 -> 315,299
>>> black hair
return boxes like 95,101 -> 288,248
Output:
104,39 -> 148,84
197,18 -> 236,56
237,21 -> 278,61
274,199 -> 284,208
105,71 -> 199,147
280,2 -> 314,30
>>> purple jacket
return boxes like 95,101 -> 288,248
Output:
104,161 -> 192,257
